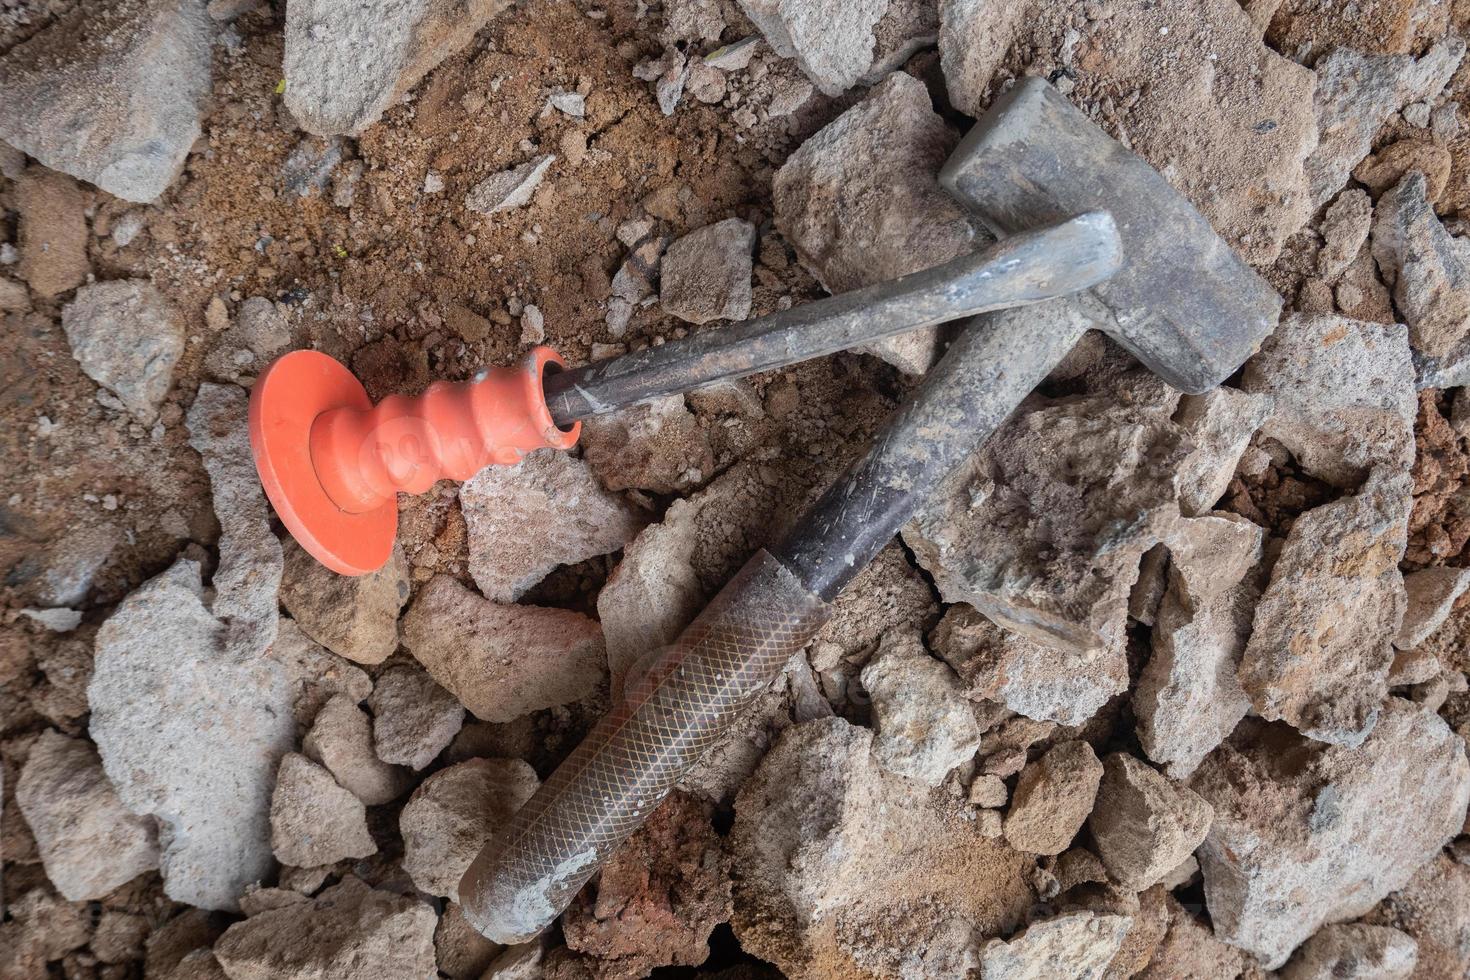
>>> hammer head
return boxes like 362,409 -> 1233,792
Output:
940,77 -> 1280,394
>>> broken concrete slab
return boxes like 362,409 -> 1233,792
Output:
367,663 -> 464,770
1319,188 -> 1374,282
581,396 -> 714,495
1371,171 -> 1470,360
772,71 -> 978,375
213,876 -> 437,979
279,537 -> 409,666
1134,514 -> 1263,778
16,729 -> 159,901
269,752 -> 376,868
979,911 -> 1132,980
1238,474 -> 1409,747
461,450 -> 645,603
929,605 -> 1127,727
906,374 -> 1186,659
89,558 -> 296,911
1173,388 -> 1273,517
1087,753 -> 1213,891
1305,38 -> 1465,210
1241,314 -> 1416,489
464,154 -> 555,214
284,0 -> 513,136
0,0 -> 211,202
15,168 -> 88,299
187,383 -> 283,658
399,757 -> 539,902
302,694 -> 413,806
859,630 -> 982,785
1395,565 -> 1470,651
1003,740 -> 1104,856
1280,923 -> 1418,980
63,281 -> 184,425
659,217 -> 756,324
1189,699 -> 1470,968
736,0 -> 889,96
401,574 -> 606,723
731,718 -> 1035,980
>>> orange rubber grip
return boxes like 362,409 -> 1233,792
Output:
458,549 -> 832,944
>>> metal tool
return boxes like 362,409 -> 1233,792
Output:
250,216 -> 1129,575
457,77 -> 1282,945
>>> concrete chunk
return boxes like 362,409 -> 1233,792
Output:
660,218 -> 756,325
63,281 -> 184,424
15,168 -> 89,299
1395,565 -> 1470,651
1087,753 -> 1213,891
736,0 -> 888,96
269,753 -> 376,868
1371,172 -> 1470,359
1280,924 -> 1417,980
279,538 -> 409,666
980,911 -> 1133,980
860,631 -> 982,785
367,664 -> 465,770
1319,188 -> 1374,281
1003,740 -> 1103,856
302,694 -> 413,806
465,155 -> 555,214
1173,388 -> 1273,517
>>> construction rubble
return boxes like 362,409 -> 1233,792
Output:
5,0 -> 1470,978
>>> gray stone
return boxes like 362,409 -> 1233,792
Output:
860,630 -> 982,785
1371,171 -> 1470,359
269,752 -> 376,868
302,694 -> 413,806
187,383 -> 283,658
1189,699 -> 1470,968
36,525 -> 121,606
1280,924 -> 1418,980
461,450 -> 645,602
264,618 -> 372,732
1173,388 -> 1273,517
16,729 -> 159,901
1004,740 -> 1104,856
368,664 -> 464,770
1087,753 -> 1213,891
1319,188 -> 1373,281
284,0 -> 513,136
203,297 -> 292,383
89,559 -> 296,911
772,71 -> 978,374
399,758 -> 539,902
736,0 -> 888,96
400,574 -> 606,722
980,911 -> 1133,980
0,0 -> 211,202
1396,565 -> 1470,651
464,154 -> 555,214
214,876 -> 437,979
279,537 -> 409,666
660,218 -> 756,324
581,395 -> 714,494
937,0 -> 1025,117
63,281 -> 184,424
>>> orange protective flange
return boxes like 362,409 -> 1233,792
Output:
248,346 -> 579,576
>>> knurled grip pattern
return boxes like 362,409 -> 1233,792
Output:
459,550 -> 832,943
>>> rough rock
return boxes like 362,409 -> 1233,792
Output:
265,618 -> 373,731
1136,896 -> 1245,980
581,396 -> 714,494
1266,0 -> 1448,60
1241,314 -> 1416,489
461,450 -> 645,602
930,605 -> 1126,727
1365,855 -> 1470,979
302,694 -> 413,806
0,0 -> 211,201
1354,138 -> 1452,201
1371,171 -> 1470,359
35,524 -> 122,606
863,0 -> 939,80
436,902 -> 503,980
1305,39 -> 1464,209
399,758 -> 539,902
731,718 -> 1035,979
1174,388 -> 1273,517
63,281 -> 184,424
283,0 -> 513,136
906,374 -> 1186,658
187,383 -> 284,658
1396,565 -> 1470,650
561,792 -> 733,978
368,663 -> 465,770
859,630 -> 982,785
1238,475 -> 1409,746
937,0 -> 1024,116
15,168 -> 88,298
1318,188 -> 1374,282
465,154 -> 555,214
213,876 -> 437,979
1280,924 -> 1417,980
1134,514 -> 1263,778
269,752 -> 375,868
772,72 -> 978,374
88,559 -> 296,911
659,218 -> 756,325
1003,740 -> 1104,856
1087,753 -> 1212,891
401,574 -> 606,722
1189,699 -> 1470,968
736,0 -> 889,96
15,729 -> 159,900
0,888 -> 93,979
280,537 -> 409,665
980,911 -> 1133,980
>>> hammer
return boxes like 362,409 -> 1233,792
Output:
458,77 -> 1280,943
